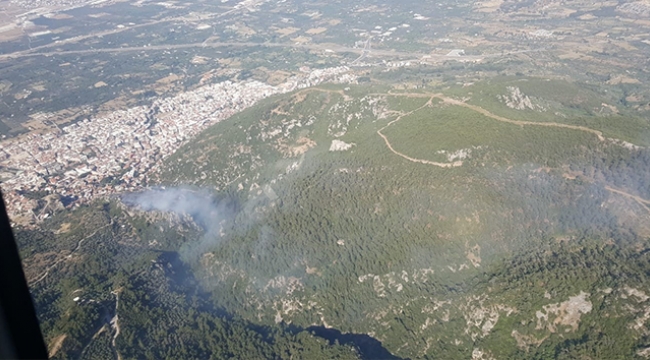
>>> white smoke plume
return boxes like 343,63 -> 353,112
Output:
122,187 -> 237,262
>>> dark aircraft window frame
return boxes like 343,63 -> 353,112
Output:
0,189 -> 48,360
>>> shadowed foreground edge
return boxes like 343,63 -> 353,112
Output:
0,189 -> 48,359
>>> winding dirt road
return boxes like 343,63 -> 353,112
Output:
370,91 -> 614,168
372,91 -> 650,214
376,95 -> 463,168
436,95 -> 605,141
30,222 -> 112,286
110,289 -> 123,360
605,186 -> 650,214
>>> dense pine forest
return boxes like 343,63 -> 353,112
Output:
17,78 -> 650,359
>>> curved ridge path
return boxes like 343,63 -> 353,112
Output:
375,92 -> 650,214
375,92 -> 608,168
436,95 -> 605,141
377,96 -> 463,168
605,186 -> 650,214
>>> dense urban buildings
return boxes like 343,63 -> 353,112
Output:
0,66 -> 355,224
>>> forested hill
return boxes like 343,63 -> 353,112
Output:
153,78 -> 650,358
17,77 -> 650,359
16,204 -> 362,359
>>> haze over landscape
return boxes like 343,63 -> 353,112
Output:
2,0 -> 650,359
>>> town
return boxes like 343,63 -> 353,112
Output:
0,66 -> 356,225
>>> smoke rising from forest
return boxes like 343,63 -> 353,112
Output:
122,187 -> 236,262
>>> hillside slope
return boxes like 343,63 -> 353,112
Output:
147,80 -> 650,358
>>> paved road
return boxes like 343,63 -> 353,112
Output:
0,39 -> 437,60
350,37 -> 372,65
0,34 -> 541,62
